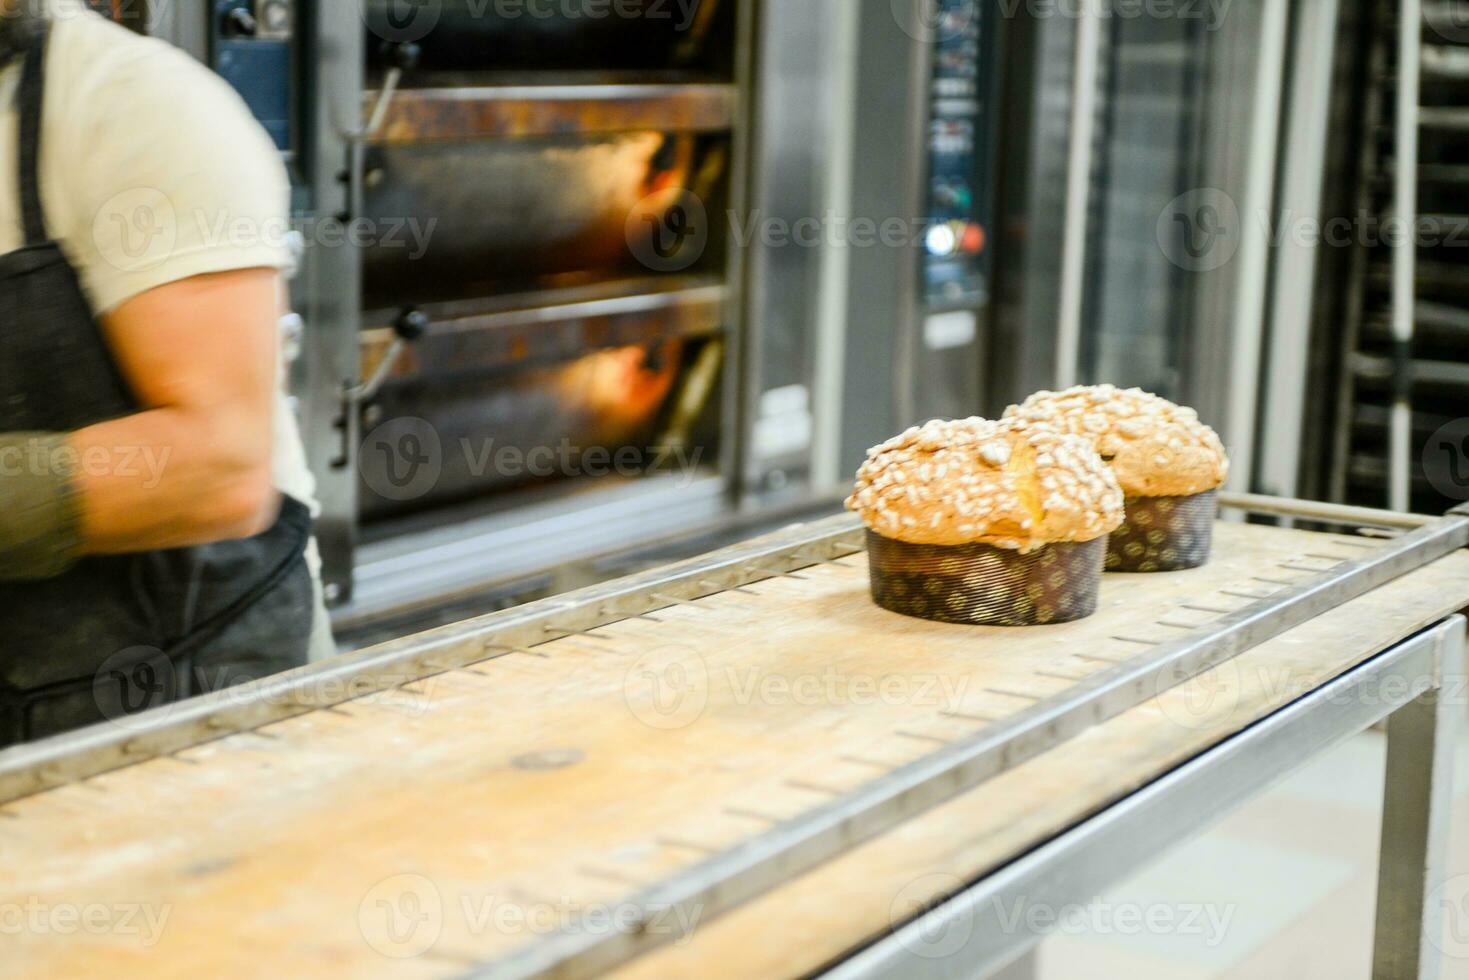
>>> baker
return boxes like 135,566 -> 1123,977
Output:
0,0 -> 333,746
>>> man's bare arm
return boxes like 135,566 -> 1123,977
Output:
71,267 -> 283,553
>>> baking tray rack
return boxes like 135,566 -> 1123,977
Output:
1,492 -> 1465,979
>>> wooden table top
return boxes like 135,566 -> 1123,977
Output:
3,521 -> 1468,979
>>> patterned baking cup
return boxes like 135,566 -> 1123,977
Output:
865,530 -> 1106,626
1105,489 -> 1218,573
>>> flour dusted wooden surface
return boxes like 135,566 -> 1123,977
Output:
2,523 -> 1467,978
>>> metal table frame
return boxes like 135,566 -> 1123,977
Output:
474,495 -> 1469,978
821,614 -> 1467,980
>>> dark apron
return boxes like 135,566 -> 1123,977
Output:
0,28 -> 313,748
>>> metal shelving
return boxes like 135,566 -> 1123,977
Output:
1333,0 -> 1469,513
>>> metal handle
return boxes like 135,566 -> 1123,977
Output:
345,306 -> 429,405
347,41 -> 420,222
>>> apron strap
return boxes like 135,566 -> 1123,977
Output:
14,24 -> 48,247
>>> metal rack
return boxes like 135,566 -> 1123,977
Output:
2,493 -> 1467,978
1332,0 -> 1469,513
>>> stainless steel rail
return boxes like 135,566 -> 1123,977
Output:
1216,490 -> 1434,529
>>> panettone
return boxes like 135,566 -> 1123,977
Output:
845,416 -> 1123,552
1005,385 -> 1228,498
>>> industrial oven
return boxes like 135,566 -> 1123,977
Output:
272,0 -> 756,619
123,1 -> 1355,639
133,0 -> 1008,633
140,0 -> 799,624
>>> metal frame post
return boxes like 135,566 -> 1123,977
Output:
1053,0 -> 1100,391
734,0 -> 845,498
839,0 -> 932,474
1372,610 -> 1465,980
1389,0 -> 1422,513
1256,0 -> 1342,502
1219,0 -> 1289,493
296,0 -> 365,604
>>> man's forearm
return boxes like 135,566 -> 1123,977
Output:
70,407 -> 279,554
0,268 -> 288,574
0,410 -> 277,578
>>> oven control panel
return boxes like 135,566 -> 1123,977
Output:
210,0 -> 296,155
921,0 -> 994,312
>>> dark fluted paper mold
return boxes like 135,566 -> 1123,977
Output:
866,531 -> 1106,627
1106,489 -> 1218,573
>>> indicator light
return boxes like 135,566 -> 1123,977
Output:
926,223 -> 958,257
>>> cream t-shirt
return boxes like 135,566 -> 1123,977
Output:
0,3 -> 318,513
